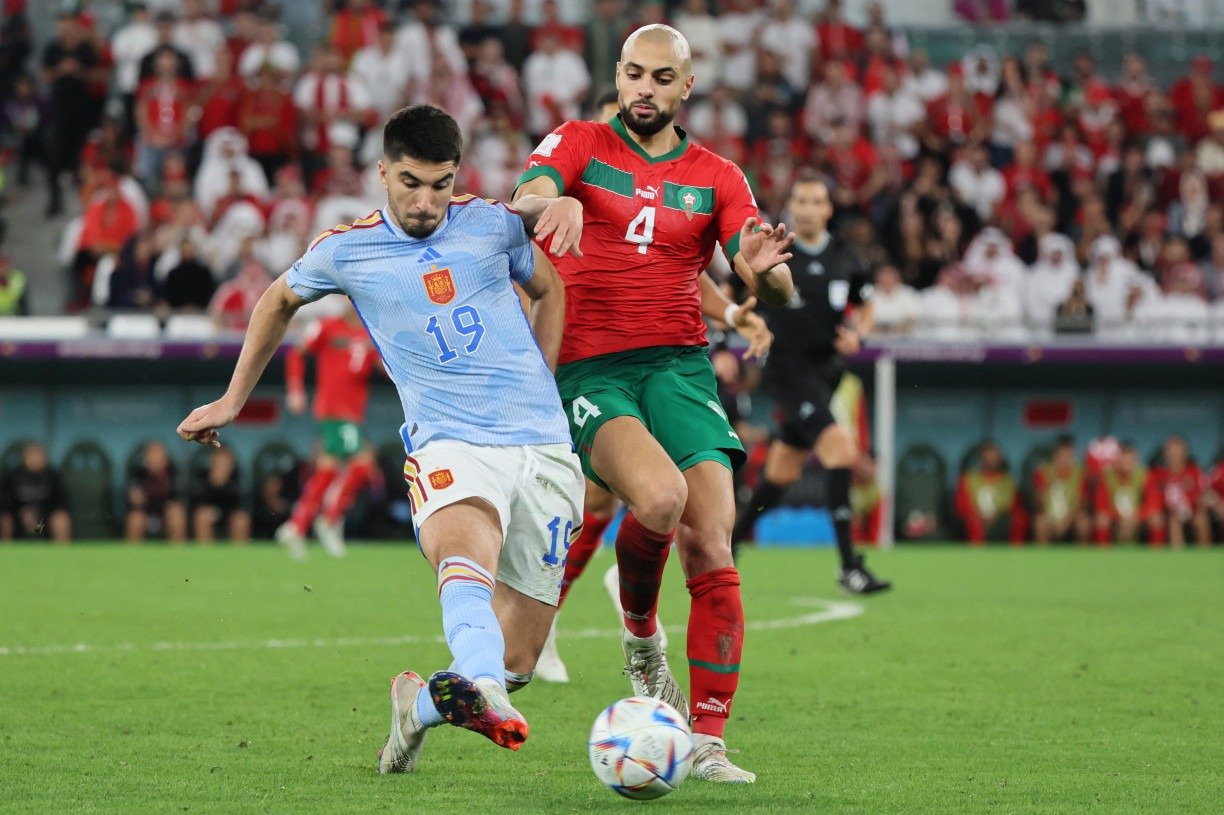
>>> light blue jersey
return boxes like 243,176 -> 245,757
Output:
285,197 -> 572,452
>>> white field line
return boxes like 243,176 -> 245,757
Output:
0,597 -> 863,658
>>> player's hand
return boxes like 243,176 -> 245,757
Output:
177,398 -> 241,448
730,296 -> 773,361
286,390 -> 307,415
834,325 -> 863,356
739,217 -> 795,276
534,196 -> 584,258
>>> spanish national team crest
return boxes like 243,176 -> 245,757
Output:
422,267 -> 456,305
428,469 -> 454,490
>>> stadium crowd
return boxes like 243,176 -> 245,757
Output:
1,0 -> 1224,546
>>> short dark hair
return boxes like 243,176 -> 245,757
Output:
383,105 -> 463,166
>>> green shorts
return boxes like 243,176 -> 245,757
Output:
320,420 -> 363,458
554,345 -> 745,490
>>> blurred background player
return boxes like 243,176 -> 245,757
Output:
1032,434 -> 1091,545
189,446 -> 250,544
514,26 -> 796,783
0,441 -> 72,543
180,105 -> 583,771
276,298 -> 379,558
535,90 -> 775,685
1093,441 -> 1151,546
125,440 -> 188,543
732,174 -> 892,595
956,441 -> 1024,545
1145,435 -> 1210,548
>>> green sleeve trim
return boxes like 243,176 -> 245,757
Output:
723,231 -> 742,267
515,165 -> 565,197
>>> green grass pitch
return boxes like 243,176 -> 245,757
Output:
1,544 -> 1220,814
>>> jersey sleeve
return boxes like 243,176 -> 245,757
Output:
502,206 -> 536,285
516,121 -> 593,196
715,162 -> 762,266
285,237 -> 344,302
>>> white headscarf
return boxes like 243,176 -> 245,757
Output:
1025,233 -> 1080,328
194,128 -> 270,218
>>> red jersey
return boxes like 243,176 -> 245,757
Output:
288,316 -> 377,423
1147,464 -> 1206,521
519,117 -> 759,365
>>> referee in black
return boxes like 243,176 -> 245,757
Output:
732,172 -> 891,594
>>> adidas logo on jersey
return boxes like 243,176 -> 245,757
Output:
417,247 -> 443,264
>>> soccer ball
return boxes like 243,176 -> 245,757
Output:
588,696 -> 694,800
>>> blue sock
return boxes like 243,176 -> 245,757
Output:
415,684 -> 444,727
436,557 -> 505,687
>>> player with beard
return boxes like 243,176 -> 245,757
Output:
731,175 -> 892,594
512,25 -> 794,783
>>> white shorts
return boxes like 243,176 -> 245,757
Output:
403,440 -> 585,606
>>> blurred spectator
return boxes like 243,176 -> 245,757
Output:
924,64 -> 990,151
1024,233 -> 1079,332
585,0 -> 631,95
103,230 -> 158,309
226,7 -> 259,67
471,107 -> 532,198
395,0 -> 463,92
0,73 -> 40,188
1053,277 -> 1094,334
1032,436 -> 1091,544
469,39 -> 525,130
416,50 -> 484,142
458,0 -> 502,65
174,0 -> 226,79
349,21 -> 411,121
760,0 -> 815,94
238,14 -> 300,79
1115,54 -> 1155,136
294,46 -> 375,174
329,0 -> 387,65
189,446 -> 250,543
258,195 -> 311,275
0,253 -> 28,316
1169,56 -> 1222,144
500,0 -> 533,73
950,143 -> 1006,222
42,13 -> 100,216
825,118 -> 882,212
196,47 -> 246,145
110,2 -> 156,129
0,442 -> 71,542
867,64 -> 924,161
954,0 -> 1009,24
73,170 -> 141,307
1147,435 -> 1210,548
803,61 -> 864,143
673,0 -> 720,87
1195,110 -> 1224,182
532,0 -> 584,53
523,30 -> 589,140
210,255 -> 271,331
1092,441 -> 1150,545
815,0 -> 864,63
137,11 -> 193,84
236,66 -> 298,184
194,128 -> 269,222
906,49 -> 947,103
1200,233 -> 1224,298
159,238 -> 215,312
126,440 -> 187,543
134,49 -> 191,189
686,84 -> 748,142
719,0 -> 763,93
956,441 -> 1022,545
869,263 -> 919,335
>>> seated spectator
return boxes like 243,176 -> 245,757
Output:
238,14 -> 300,80
1024,233 -> 1079,332
329,0 -> 386,65
0,442 -> 71,542
1093,441 -> 1152,545
189,447 -> 250,543
956,442 -> 1023,545
196,47 -> 245,144
522,29 -> 589,140
0,253 -> 29,316
125,441 -> 187,543
195,128 -> 270,223
173,0 -> 226,79
1146,436 -> 1210,548
950,143 -> 1006,222
923,64 -> 990,151
867,64 -> 925,162
1032,435 -> 1091,544
1169,56 -> 1223,144
159,238 -> 215,312
1196,110 -> 1224,186
1053,277 -> 1095,334
686,84 -> 748,143
294,45 -> 375,171
869,263 -> 920,335
237,64 -> 299,184
816,0 -> 865,63
349,21 -> 411,121
72,170 -> 142,308
210,255 -> 271,331
803,60 -> 864,144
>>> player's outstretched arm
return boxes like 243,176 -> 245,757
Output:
732,217 -> 795,307
697,272 -> 772,360
177,274 -> 308,447
521,245 -> 566,372
512,176 -> 584,258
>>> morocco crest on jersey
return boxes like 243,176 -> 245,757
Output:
422,267 -> 456,305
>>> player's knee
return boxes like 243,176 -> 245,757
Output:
631,477 -> 687,532
816,425 -> 856,468
505,669 -> 533,693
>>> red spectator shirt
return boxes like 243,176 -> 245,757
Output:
288,317 -> 378,423
137,77 -> 191,145
518,117 -> 759,365
1147,464 -> 1207,520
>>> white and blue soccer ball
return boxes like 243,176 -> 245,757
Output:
588,696 -> 694,800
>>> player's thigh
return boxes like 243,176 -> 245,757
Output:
498,444 -> 585,608
405,441 -> 515,572
554,360 -> 645,491
638,347 -> 745,474
589,416 -> 687,530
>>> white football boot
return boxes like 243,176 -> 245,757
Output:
691,734 -> 756,783
622,628 -> 688,721
275,521 -> 306,561
313,517 -> 347,558
377,671 -> 429,774
534,616 -> 569,683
